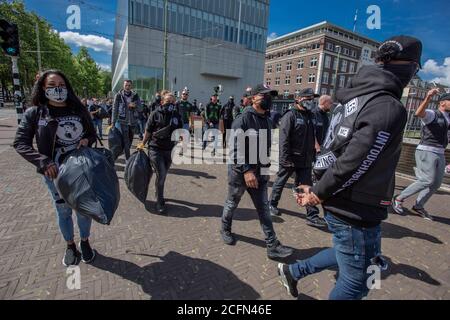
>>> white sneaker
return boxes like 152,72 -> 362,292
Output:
392,195 -> 405,215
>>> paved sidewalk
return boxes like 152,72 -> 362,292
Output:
0,113 -> 448,300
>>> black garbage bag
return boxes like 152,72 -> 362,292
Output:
124,150 -> 153,203
108,127 -> 124,162
55,147 -> 120,225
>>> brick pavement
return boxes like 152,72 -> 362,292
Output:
0,111 -> 449,300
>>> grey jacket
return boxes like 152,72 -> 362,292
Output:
112,90 -> 142,125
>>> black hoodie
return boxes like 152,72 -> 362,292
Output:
230,106 -> 272,174
311,65 -> 407,227
145,104 -> 183,151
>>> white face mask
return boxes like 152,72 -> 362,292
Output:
45,87 -> 68,103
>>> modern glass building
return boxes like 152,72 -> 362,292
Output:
112,0 -> 270,103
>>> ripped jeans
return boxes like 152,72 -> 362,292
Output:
43,177 -> 92,242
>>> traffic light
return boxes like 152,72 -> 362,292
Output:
0,19 -> 20,56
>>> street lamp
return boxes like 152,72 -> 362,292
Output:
333,45 -> 341,101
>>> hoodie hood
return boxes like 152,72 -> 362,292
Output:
336,65 -> 404,104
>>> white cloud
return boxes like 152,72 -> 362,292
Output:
267,32 -> 278,42
97,63 -> 111,71
422,58 -> 450,86
59,31 -> 113,54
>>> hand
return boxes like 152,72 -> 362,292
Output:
244,170 -> 258,189
426,88 -> 440,99
136,142 -> 146,151
315,142 -> 321,153
295,185 -> 322,207
44,163 -> 58,180
77,138 -> 89,149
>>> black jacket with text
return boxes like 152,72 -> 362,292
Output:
311,65 -> 407,227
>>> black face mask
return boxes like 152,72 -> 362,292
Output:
260,95 -> 273,111
299,99 -> 315,112
382,63 -> 419,88
155,97 -> 161,103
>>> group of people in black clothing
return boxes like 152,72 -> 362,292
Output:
13,34 -> 450,300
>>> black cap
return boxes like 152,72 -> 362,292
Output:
295,88 -> 320,98
438,93 -> 450,102
250,84 -> 278,96
377,35 -> 423,67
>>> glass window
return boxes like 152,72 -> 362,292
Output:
285,75 -> 291,85
339,76 -> 345,88
325,56 -> 331,68
296,74 -> 302,84
297,59 -> 304,69
310,57 -> 318,67
308,73 -> 316,83
322,72 -> 329,84
341,60 -> 347,73
275,77 -> 280,86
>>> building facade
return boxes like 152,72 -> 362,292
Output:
264,21 -> 379,99
403,77 -> 449,132
112,0 -> 270,103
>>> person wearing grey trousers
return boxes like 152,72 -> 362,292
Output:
393,89 -> 450,220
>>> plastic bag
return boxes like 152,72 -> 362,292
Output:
124,150 -> 153,203
55,147 -> 120,225
108,126 -> 124,162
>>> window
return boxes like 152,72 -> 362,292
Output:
331,74 -> 336,86
333,59 -> 338,71
351,50 -> 357,58
297,59 -> 304,69
363,49 -> 370,59
341,60 -> 347,73
267,65 -> 273,73
275,77 -> 280,86
343,48 -> 350,55
295,89 -> 301,96
308,73 -> 316,83
349,62 -> 356,74
325,55 -> 331,68
327,43 -> 334,51
310,57 -> 318,68
339,76 -> 346,88
296,74 -> 302,84
285,75 -> 291,85
322,72 -> 329,84
286,62 -> 292,71
283,90 -> 290,97
299,47 -> 307,53
321,88 -> 328,95
311,43 -> 320,50
276,64 -> 282,73
266,78 -> 271,86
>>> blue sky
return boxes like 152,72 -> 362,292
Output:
22,0 -> 450,84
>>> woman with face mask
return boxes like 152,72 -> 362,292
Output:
13,70 -> 98,267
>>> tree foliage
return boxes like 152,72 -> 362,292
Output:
0,1 -> 111,98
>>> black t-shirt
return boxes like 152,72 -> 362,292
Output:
48,106 -> 87,164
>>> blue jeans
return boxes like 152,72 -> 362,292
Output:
43,177 -> 92,242
222,166 -> 277,245
137,118 -> 146,139
289,212 -> 381,300
93,118 -> 103,138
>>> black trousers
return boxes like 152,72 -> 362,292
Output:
270,166 -> 320,218
149,148 -> 172,205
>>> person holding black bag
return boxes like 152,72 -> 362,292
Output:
137,90 -> 182,214
13,70 -> 98,267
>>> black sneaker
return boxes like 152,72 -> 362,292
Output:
220,230 -> 236,245
277,263 -> 298,298
269,205 -> 281,217
62,243 -> 81,267
156,202 -> 167,215
79,240 -> 96,264
267,240 -> 293,259
306,216 -> 327,228
412,206 -> 434,221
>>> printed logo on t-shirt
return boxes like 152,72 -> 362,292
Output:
55,116 -> 84,146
